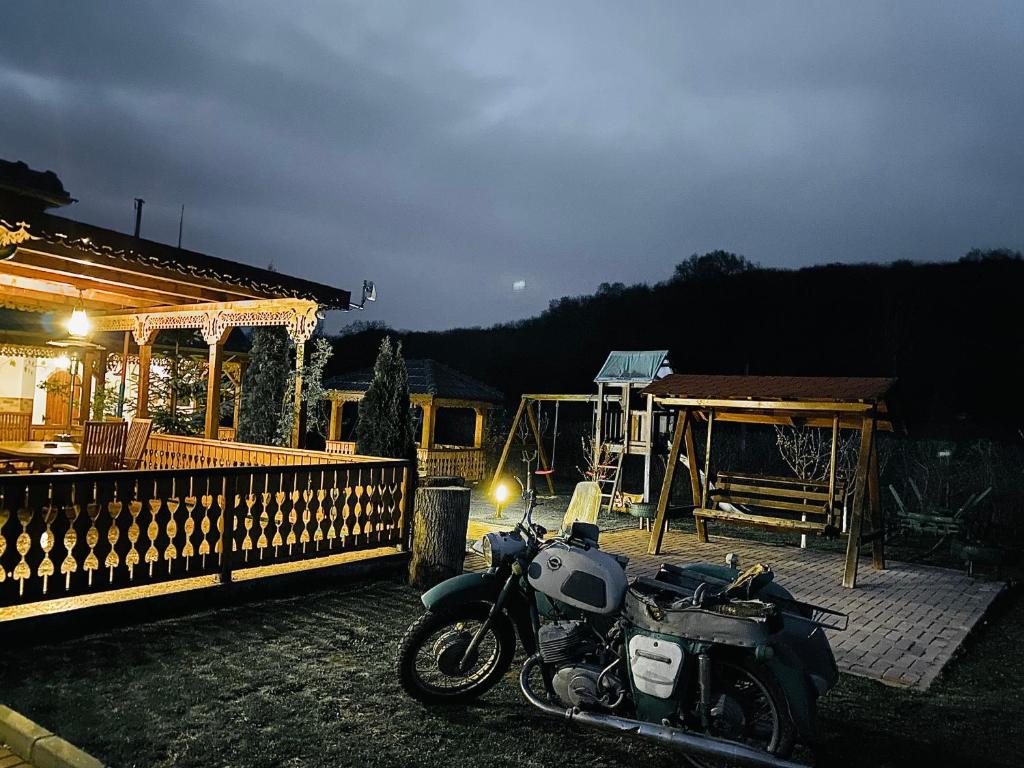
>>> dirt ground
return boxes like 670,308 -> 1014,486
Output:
1,573 -> 1020,768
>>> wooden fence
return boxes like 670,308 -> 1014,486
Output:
326,441 -> 487,482
0,457 -> 410,621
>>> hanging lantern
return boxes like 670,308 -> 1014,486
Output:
67,307 -> 91,338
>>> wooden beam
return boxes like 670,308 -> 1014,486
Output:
648,407 -> 687,555
205,341 -> 226,439
420,401 -> 435,449
683,413 -> 701,507
329,399 -> 342,441
79,351 -> 97,425
0,276 -> 127,311
525,399 -> 555,495
0,258 -> 189,307
655,396 -> 876,413
842,415 -> 876,588
491,396 -> 527,492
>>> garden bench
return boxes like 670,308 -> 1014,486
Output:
694,471 -> 845,542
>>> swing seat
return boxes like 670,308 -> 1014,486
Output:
694,472 -> 845,543
534,469 -> 555,476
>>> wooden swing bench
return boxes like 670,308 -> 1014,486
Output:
694,471 -> 845,542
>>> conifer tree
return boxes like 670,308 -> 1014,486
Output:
354,336 -> 417,468
236,326 -> 290,445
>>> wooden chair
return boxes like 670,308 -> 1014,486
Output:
0,412 -> 33,472
0,411 -> 32,441
122,418 -> 153,469
60,421 -> 128,472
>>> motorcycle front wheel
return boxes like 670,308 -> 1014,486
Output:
397,603 -> 516,704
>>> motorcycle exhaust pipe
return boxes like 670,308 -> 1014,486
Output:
519,655 -> 807,768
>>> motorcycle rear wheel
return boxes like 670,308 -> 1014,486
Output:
397,604 -> 516,704
684,656 -> 796,768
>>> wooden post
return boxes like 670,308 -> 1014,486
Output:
622,383 -> 632,453
420,401 -> 436,449
290,339 -> 304,448
136,342 -> 152,418
473,408 -> 486,448
491,396 -> 526,492
329,399 -> 342,441
594,382 -> 605,458
684,413 -> 701,506
95,350 -> 108,419
79,351 -> 97,425
204,341 -> 226,440
868,442 -> 885,570
648,408 -> 687,555
827,413 -> 840,529
525,399 -> 555,495
843,415 -> 876,588
642,394 -> 654,502
408,481 -> 471,588
116,331 -> 130,417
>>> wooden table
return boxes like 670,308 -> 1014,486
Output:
0,440 -> 80,471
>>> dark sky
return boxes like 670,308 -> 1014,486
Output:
2,2 -> 1021,332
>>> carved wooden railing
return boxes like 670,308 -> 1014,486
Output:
0,458 -> 409,619
325,440 -> 357,456
418,447 -> 487,482
143,433 -> 383,470
326,441 -> 487,481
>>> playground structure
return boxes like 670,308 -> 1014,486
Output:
490,351 -> 674,511
491,358 -> 898,589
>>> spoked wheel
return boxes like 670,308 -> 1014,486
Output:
684,657 -> 796,768
397,604 -> 516,704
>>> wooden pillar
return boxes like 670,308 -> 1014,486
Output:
205,341 -> 226,440
842,415 -> 876,589
643,394 -> 654,501
648,408 -> 688,555
290,339 -> 305,448
95,351 -> 108,420
420,401 -> 436,449
594,383 -> 605,458
136,342 -> 153,419
79,351 -> 97,425
683,412 -> 701,506
329,399 -> 342,441
473,408 -> 486,449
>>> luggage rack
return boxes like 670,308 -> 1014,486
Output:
651,564 -> 849,632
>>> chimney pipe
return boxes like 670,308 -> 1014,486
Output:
133,197 -> 145,238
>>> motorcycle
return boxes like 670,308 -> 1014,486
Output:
397,479 -> 845,768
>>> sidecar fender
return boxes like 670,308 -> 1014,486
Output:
421,571 -> 537,654
767,647 -> 821,741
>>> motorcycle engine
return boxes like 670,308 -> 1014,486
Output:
539,621 -> 626,711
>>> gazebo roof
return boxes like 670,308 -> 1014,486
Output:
326,359 -> 503,404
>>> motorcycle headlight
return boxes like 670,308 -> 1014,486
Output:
481,531 -> 525,569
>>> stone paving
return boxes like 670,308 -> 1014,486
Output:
466,519 -> 1005,691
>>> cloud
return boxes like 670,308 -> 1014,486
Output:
1,1 -> 1021,331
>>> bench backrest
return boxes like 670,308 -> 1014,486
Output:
711,471 -> 845,527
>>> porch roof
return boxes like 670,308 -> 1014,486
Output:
326,359 -> 503,404
0,212 -> 351,312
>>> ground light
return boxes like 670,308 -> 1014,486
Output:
493,482 -> 511,519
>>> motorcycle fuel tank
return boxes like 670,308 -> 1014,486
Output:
527,541 -> 628,615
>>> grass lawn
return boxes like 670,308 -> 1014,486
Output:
1,572 -> 1020,768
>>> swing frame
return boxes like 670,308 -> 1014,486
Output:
642,375 -> 896,589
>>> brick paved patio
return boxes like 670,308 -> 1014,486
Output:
466,520 -> 1005,691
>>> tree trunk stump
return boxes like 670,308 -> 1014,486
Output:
408,485 -> 471,589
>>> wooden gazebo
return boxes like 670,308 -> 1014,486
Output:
324,359 -> 502,481
1,160 -> 350,445
642,375 -> 896,588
